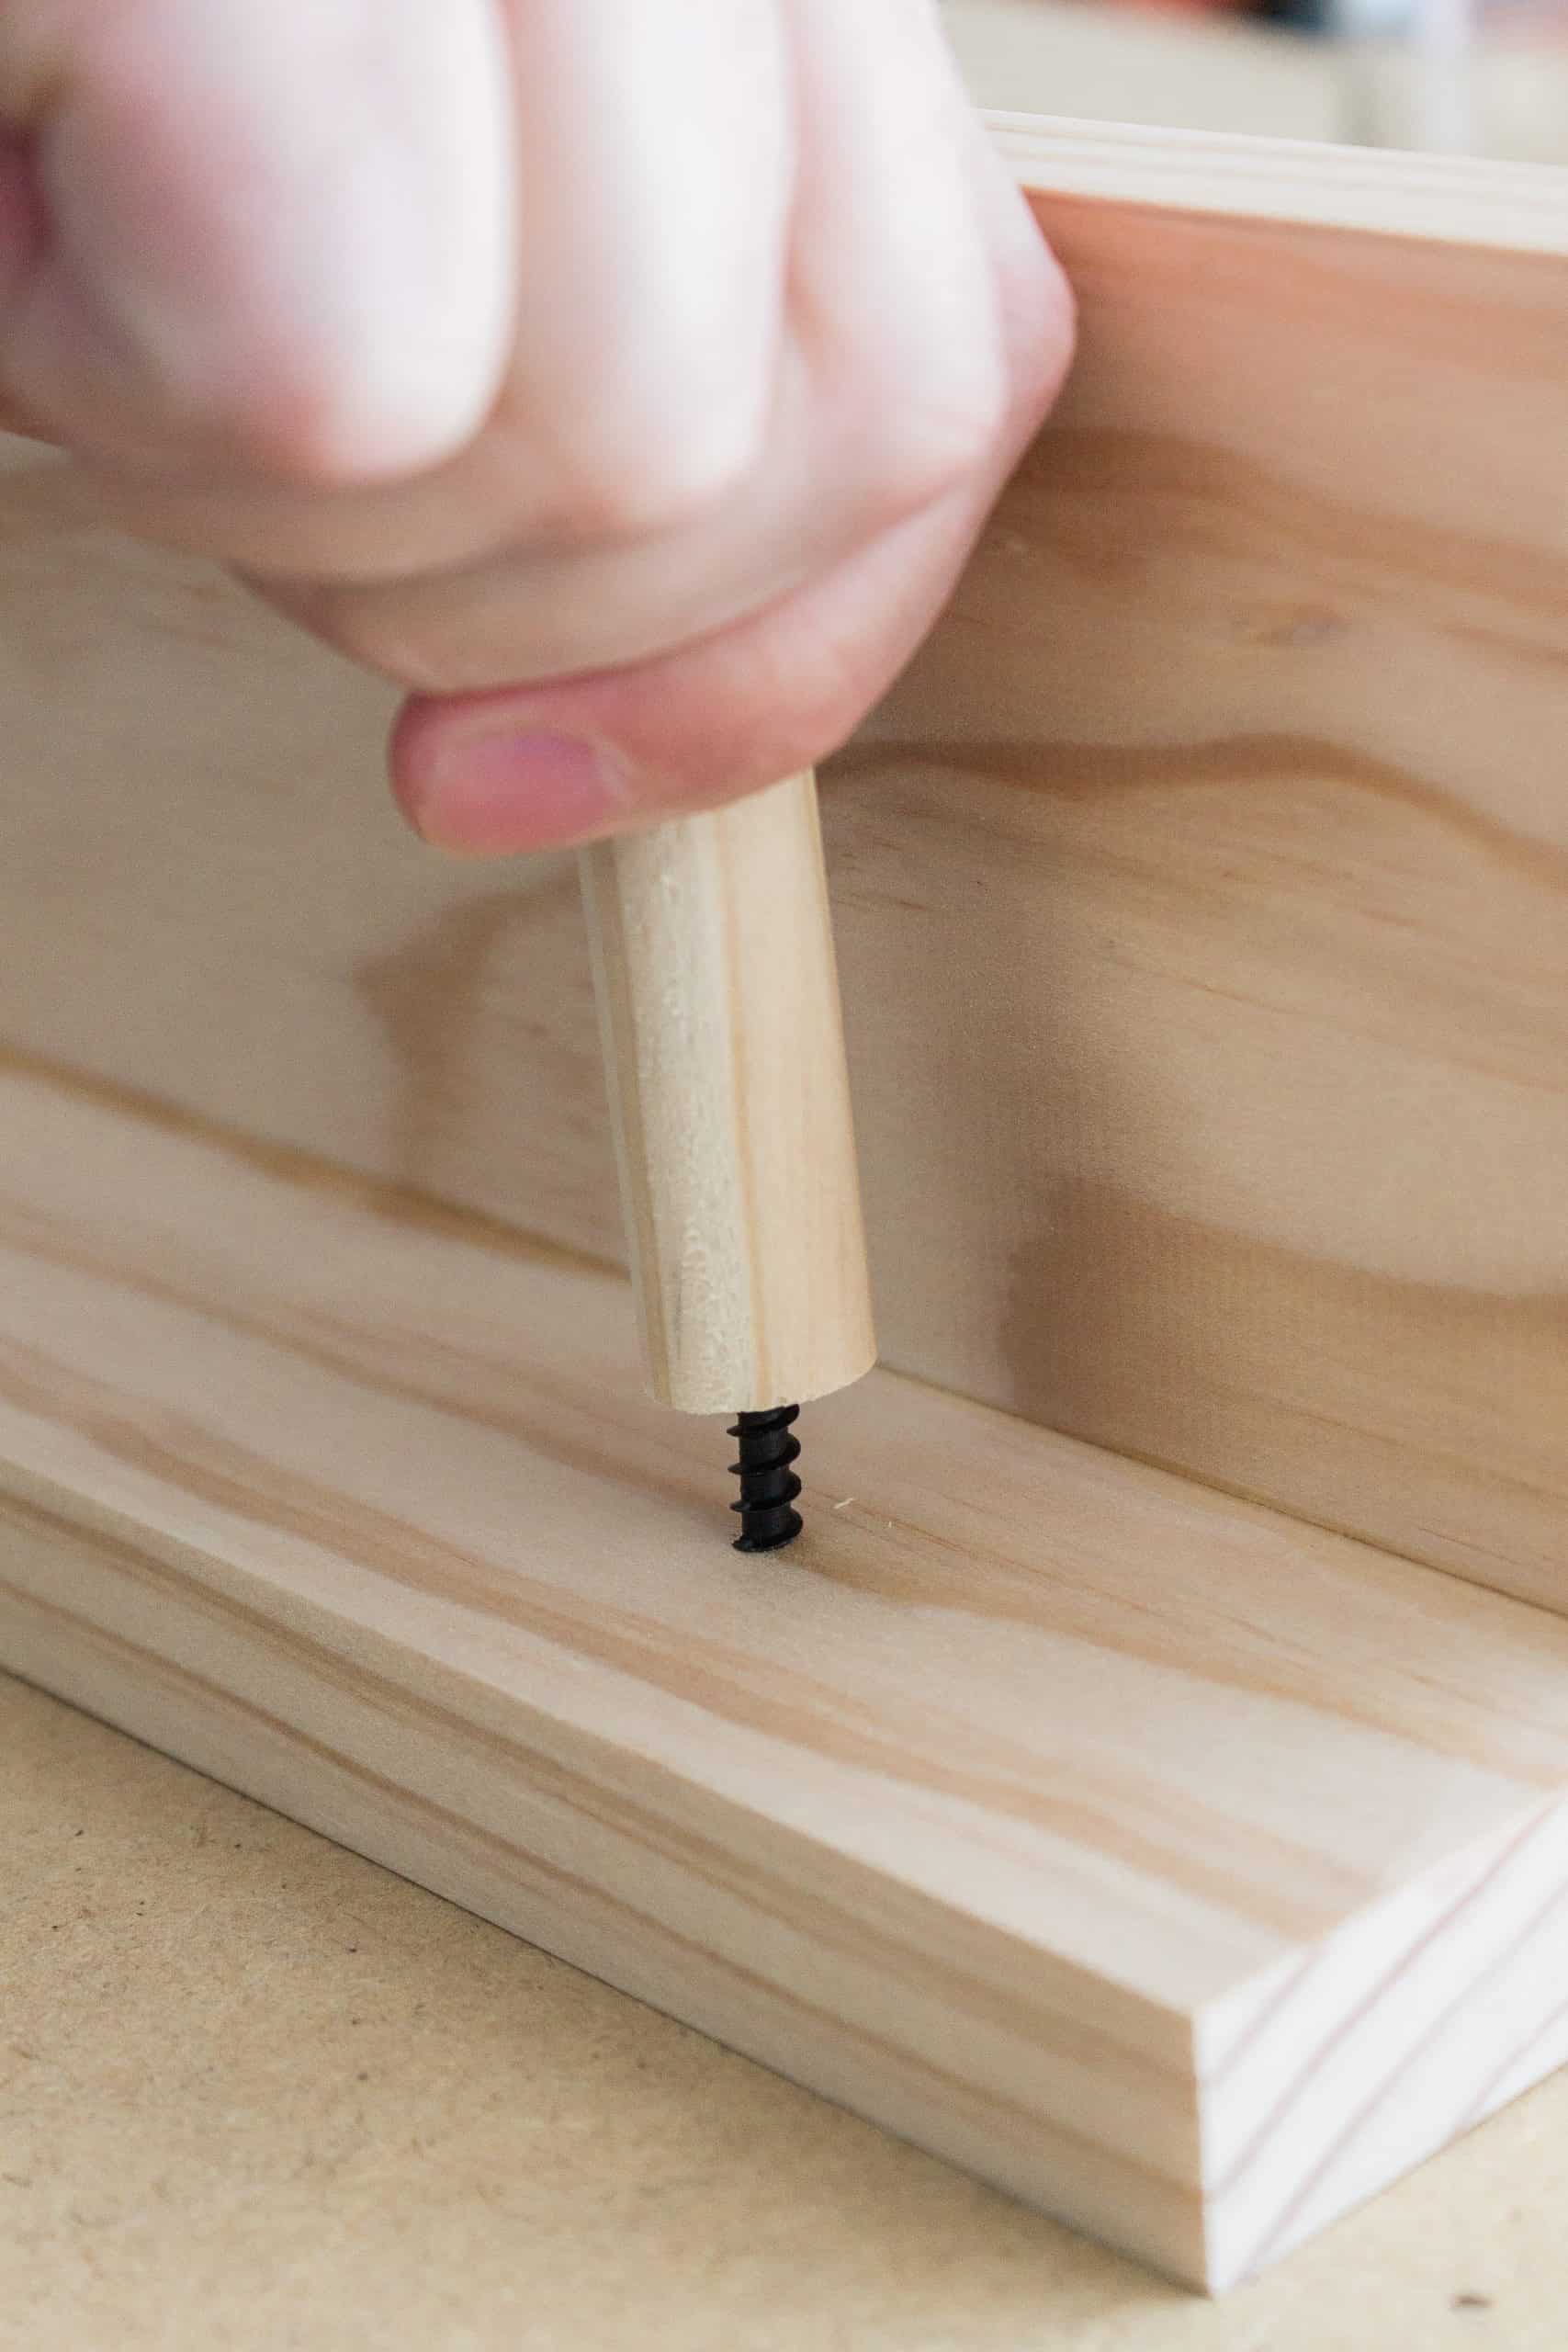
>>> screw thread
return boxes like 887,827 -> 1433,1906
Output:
728,1406 -> 804,1553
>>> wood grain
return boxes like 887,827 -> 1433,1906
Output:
836,142 -> 1568,1606
4,1060 -> 1568,2290
581,775 -> 875,1414
0,121 -> 1563,1614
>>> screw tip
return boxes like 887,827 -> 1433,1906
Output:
733,1509 -> 805,1555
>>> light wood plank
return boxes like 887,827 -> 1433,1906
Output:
4,1059 -> 1568,2288
839,141 -> 1568,1608
994,111 -> 1568,248
0,120 -> 1564,1614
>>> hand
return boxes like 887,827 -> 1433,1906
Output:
0,1 -> 1073,853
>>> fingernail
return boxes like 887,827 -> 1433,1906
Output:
411,729 -> 627,854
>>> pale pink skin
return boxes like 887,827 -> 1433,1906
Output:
0,0 -> 1074,854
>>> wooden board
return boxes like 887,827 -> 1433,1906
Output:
841,121 -> 1568,1612
6,1055 -> 1568,2291
1,122 -> 1564,1614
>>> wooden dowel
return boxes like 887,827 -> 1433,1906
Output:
580,773 -> 876,1417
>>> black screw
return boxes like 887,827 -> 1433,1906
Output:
728,1405 -> 803,1553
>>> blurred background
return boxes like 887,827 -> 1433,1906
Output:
943,0 -> 1568,161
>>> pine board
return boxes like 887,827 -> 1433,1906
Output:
840,136 -> 1568,1609
0,122 -> 1564,1613
5,1058 -> 1568,2289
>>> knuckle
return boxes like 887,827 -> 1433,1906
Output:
862,364 -> 1012,524
220,355 -> 485,493
549,401 -> 761,548
1006,255 -> 1078,430
255,577 -> 453,694
210,397 -> 381,495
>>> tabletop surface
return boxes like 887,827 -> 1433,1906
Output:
5,1669 -> 1564,2352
